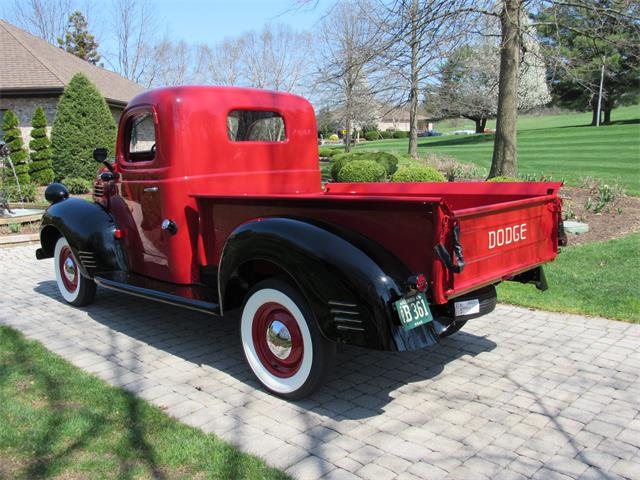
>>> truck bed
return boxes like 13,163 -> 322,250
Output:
192,181 -> 563,305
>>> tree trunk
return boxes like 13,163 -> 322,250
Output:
475,117 -> 487,134
490,0 -> 521,178
345,91 -> 353,153
604,108 -> 611,124
408,0 -> 420,159
590,105 -> 599,126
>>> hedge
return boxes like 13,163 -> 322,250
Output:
51,73 -> 116,182
391,166 -> 446,182
64,177 -> 93,194
337,160 -> 386,183
318,147 -> 343,159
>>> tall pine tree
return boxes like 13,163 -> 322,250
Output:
2,110 -> 30,186
51,73 -> 116,181
29,107 -> 55,185
57,11 -> 101,65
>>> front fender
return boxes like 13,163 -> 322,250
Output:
37,198 -> 127,277
219,217 -> 437,351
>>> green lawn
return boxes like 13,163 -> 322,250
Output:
0,326 -> 289,479
356,104 -> 640,196
497,233 -> 640,322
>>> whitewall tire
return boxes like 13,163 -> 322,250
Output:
54,236 -> 96,306
240,279 -> 334,399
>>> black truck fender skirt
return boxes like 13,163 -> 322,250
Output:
36,197 -> 128,277
218,217 -> 436,352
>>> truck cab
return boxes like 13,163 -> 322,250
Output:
37,86 -> 565,399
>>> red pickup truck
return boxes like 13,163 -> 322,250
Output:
37,86 -> 565,398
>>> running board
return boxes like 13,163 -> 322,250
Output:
94,272 -> 220,315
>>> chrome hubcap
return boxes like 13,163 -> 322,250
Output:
266,320 -> 292,359
63,256 -> 76,282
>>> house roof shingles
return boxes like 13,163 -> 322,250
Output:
0,19 -> 144,106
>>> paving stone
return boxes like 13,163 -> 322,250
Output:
3,244 -> 640,480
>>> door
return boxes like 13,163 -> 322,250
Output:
112,108 -> 172,281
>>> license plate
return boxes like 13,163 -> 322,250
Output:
394,293 -> 433,331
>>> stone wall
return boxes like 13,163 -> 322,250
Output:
0,95 -> 123,145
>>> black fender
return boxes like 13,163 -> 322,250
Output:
37,198 -> 127,277
218,217 -> 439,351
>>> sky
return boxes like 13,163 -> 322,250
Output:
150,0 -> 329,45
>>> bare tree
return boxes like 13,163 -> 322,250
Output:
6,0 -> 73,44
241,24 -> 312,94
371,0 -> 477,157
108,0 -> 157,84
316,1 -> 379,152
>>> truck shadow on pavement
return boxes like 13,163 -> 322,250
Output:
36,281 -> 497,421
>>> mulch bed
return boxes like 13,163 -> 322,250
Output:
560,186 -> 640,245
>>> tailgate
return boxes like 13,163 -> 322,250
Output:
443,194 -> 561,298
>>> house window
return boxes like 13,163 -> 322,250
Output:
227,110 -> 286,142
126,112 -> 156,161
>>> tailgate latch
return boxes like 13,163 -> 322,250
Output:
435,224 -> 465,274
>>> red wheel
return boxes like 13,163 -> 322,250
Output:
251,302 -> 304,378
54,237 -> 96,306
58,244 -> 78,293
241,279 -> 335,399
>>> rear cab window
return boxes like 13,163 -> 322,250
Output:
227,110 -> 286,142
125,112 -> 156,162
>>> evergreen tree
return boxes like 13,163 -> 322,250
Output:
535,0 -> 640,124
2,110 -> 30,186
51,73 -> 117,181
57,11 -> 101,65
29,107 -> 55,185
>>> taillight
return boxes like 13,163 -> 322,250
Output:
407,274 -> 428,293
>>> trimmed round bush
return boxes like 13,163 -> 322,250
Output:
487,176 -> 521,182
330,151 -> 399,180
364,131 -> 381,141
391,166 -> 446,183
381,131 -> 395,139
393,131 -> 409,139
337,160 -> 386,183
328,134 -> 339,141
64,177 -> 92,194
318,147 -> 343,159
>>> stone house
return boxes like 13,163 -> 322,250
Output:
0,19 -> 144,143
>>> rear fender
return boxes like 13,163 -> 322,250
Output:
37,198 -> 127,277
218,217 -> 437,351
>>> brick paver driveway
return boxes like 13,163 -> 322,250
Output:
1,244 -> 639,479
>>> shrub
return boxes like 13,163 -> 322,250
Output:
2,110 -> 30,185
380,131 -> 394,139
486,176 -> 521,182
331,151 -> 399,180
328,134 -> 339,141
393,131 -> 408,139
64,177 -> 92,194
51,73 -> 117,182
364,131 -> 381,141
29,107 -> 54,185
318,147 -> 343,159
391,166 -> 446,182
337,160 -> 386,183
1,181 -> 37,202
9,223 -> 21,234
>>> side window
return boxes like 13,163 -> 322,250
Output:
126,112 -> 156,161
227,110 -> 286,142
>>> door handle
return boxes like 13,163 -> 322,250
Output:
143,186 -> 159,193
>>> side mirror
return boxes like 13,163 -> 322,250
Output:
93,147 -> 114,172
93,148 -> 108,163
